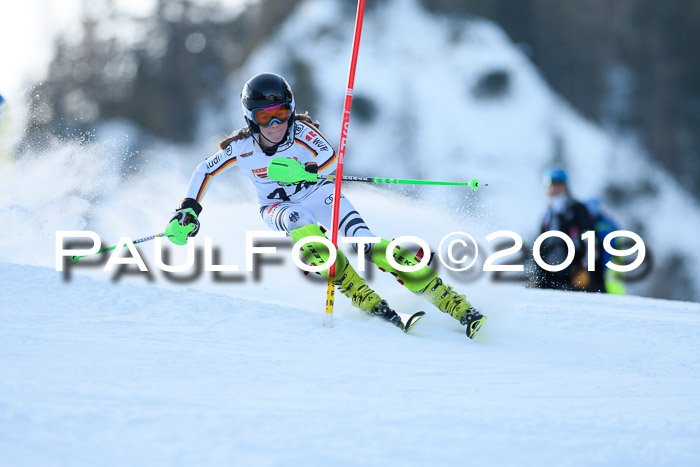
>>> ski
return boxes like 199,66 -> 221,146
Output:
466,316 -> 487,339
396,311 -> 426,333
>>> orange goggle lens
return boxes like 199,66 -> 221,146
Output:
252,103 -> 292,127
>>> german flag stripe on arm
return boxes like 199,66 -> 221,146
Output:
295,140 -> 318,157
318,150 -> 337,172
196,174 -> 213,203
211,156 -> 237,175
195,156 -> 237,202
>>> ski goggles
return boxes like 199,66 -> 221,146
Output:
252,103 -> 292,127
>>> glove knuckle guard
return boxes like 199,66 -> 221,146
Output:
166,199 -> 202,244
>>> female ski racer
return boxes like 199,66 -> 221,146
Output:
165,72 -> 485,338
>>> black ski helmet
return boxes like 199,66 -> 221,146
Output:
241,72 -> 296,132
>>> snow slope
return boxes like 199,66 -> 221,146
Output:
229,0 -> 700,301
4,0 -> 700,299
2,262 -> 700,466
2,0 -> 700,464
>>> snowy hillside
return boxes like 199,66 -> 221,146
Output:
2,262 -> 700,466
227,0 -> 700,301
2,0 -> 700,301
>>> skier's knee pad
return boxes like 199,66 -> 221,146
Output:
371,238 -> 437,292
289,224 -> 349,278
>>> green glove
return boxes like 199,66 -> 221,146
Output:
268,157 -> 319,185
165,198 -> 202,245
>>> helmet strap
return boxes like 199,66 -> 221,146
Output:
249,116 -> 295,156
259,132 -> 283,156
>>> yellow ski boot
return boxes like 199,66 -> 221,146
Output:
418,277 -> 486,339
291,224 -> 402,328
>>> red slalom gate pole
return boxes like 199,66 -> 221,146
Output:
324,0 -> 366,327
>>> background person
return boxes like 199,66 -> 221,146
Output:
534,167 -> 605,293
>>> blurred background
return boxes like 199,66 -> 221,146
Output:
1,0 -> 699,302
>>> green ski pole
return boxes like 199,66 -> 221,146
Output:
319,174 -> 482,191
70,232 -> 166,263
267,157 -> 483,191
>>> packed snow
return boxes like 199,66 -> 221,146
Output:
2,261 -> 700,466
